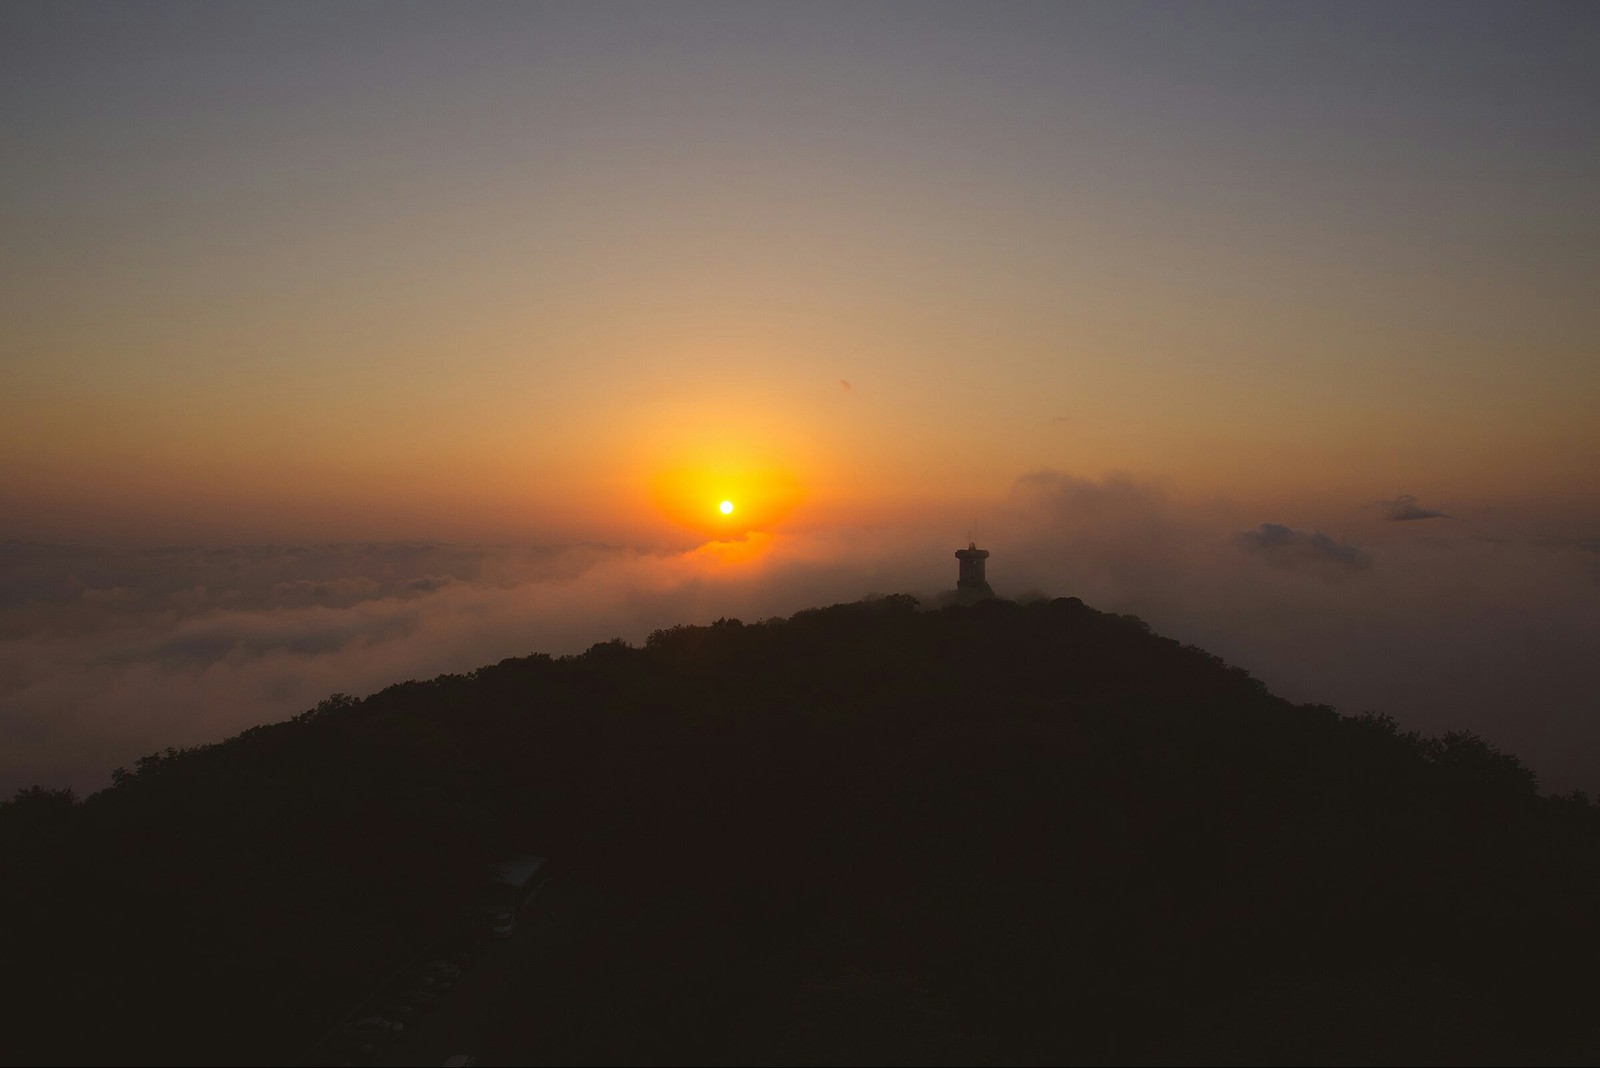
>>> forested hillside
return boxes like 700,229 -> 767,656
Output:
6,595 -> 1599,1064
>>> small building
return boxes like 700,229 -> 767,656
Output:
954,542 -> 994,601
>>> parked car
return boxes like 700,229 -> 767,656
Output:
379,1000 -> 418,1022
342,1021 -> 399,1047
328,1036 -> 379,1061
402,984 -> 441,1005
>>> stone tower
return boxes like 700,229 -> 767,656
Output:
954,542 -> 993,601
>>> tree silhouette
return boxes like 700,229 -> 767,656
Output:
4,596 -> 1599,1064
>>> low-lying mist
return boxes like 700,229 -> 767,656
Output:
3,473 -> 1596,796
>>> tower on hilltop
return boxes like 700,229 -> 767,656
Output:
954,542 -> 994,601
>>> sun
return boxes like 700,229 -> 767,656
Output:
647,456 -> 800,536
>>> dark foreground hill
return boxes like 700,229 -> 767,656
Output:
5,596 -> 1600,1065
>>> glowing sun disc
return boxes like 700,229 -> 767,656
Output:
719,500 -> 734,515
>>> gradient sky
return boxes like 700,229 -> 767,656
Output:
4,1 -> 1597,545
3,2 -> 1600,797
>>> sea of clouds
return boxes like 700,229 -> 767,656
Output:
3,474 -> 1596,796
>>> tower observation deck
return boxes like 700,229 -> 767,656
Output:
954,542 -> 994,600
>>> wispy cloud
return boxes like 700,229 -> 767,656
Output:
1236,523 -> 1370,571
1378,494 -> 1449,521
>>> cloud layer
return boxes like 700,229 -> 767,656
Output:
999,473 -> 1600,793
3,478 -> 1597,796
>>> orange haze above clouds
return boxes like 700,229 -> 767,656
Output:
2,4 -> 1599,795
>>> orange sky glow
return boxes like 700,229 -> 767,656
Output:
4,5 -> 1597,549
2,3 -> 1599,796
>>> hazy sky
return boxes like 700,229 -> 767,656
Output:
2,4 -> 1598,795
4,1 -> 1597,543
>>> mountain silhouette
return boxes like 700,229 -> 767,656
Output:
4,595 -> 1598,1064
